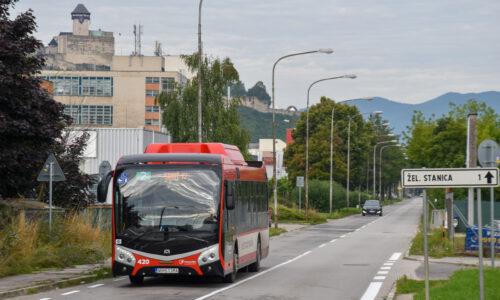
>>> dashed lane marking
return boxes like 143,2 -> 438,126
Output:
319,243 -> 326,248
389,252 -> 402,261
61,290 -> 79,296
113,277 -> 127,281
330,238 -> 337,243
377,271 -> 389,275
360,282 -> 383,300
374,276 -> 386,280
384,262 -> 394,266
89,283 -> 104,288
381,266 -> 391,270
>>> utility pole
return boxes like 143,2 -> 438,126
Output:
466,113 -> 477,225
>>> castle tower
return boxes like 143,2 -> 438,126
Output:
71,4 -> 90,36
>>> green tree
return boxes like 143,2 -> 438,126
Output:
227,80 -> 246,97
247,81 -> 271,107
157,53 -> 250,156
284,97 -> 377,189
0,0 -> 67,198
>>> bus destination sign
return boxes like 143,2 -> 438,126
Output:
401,168 -> 499,188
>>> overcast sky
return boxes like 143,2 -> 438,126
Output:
13,0 -> 500,107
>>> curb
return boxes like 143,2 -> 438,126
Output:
0,274 -> 98,299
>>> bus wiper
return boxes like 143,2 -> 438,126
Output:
176,235 -> 209,244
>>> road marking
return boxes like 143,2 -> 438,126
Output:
384,262 -> 394,266
330,238 -> 337,243
89,283 -> 104,288
340,234 -> 346,238
319,243 -> 326,248
113,277 -> 127,281
360,282 -> 383,300
374,276 -> 386,280
389,252 -> 402,261
377,271 -> 389,275
381,266 -> 391,270
40,298 -> 51,300
61,290 -> 79,296
195,250 -> 312,300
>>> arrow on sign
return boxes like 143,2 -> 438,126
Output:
485,172 -> 494,184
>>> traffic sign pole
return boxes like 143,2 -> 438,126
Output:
49,162 -> 53,239
423,189 -> 430,300
477,188 -> 484,300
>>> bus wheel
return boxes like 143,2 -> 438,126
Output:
224,252 -> 238,283
248,240 -> 261,272
129,274 -> 144,284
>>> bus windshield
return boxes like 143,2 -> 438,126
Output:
114,164 -> 221,244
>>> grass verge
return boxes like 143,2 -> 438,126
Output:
269,204 -> 327,225
396,268 -> 500,299
270,227 -> 287,237
409,225 -> 467,258
321,207 -> 362,219
0,212 -> 111,277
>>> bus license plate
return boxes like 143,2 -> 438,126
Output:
155,268 -> 179,274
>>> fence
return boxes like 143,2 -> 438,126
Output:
454,200 -> 500,232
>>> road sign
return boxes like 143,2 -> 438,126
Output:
296,176 -> 304,187
401,168 -> 499,188
478,139 -> 500,168
37,153 -> 66,182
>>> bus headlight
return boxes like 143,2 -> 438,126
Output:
197,244 -> 219,266
115,245 -> 136,267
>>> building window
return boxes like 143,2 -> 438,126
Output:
40,76 -> 113,96
161,77 -> 175,91
145,90 -> 159,97
145,106 -> 160,113
64,105 -> 113,125
145,119 -> 159,126
146,77 -> 160,84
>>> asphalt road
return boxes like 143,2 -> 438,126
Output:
17,197 -> 422,300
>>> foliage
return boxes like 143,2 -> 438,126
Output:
157,53 -> 250,157
0,212 -> 111,277
39,132 -> 95,209
269,204 -> 327,225
269,227 -> 287,237
396,275 -> 446,296
247,81 -> 271,106
409,226 -> 466,258
237,106 -> 298,143
404,99 -> 500,201
321,207 -> 362,219
228,80 -> 246,97
284,97 -> 404,195
0,0 -> 70,199
413,268 -> 500,300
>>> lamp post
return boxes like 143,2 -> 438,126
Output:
346,109 -> 381,208
272,48 -> 333,228
305,75 -> 357,220
197,0 -> 203,142
373,138 -> 397,198
329,97 -> 372,214
379,144 -> 401,200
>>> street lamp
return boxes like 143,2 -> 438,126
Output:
305,75 -> 357,220
346,109 -> 380,208
197,0 -> 203,142
379,144 -> 402,200
329,97 -> 372,214
373,138 -> 397,198
272,48 -> 333,228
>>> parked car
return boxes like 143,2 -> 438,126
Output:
362,200 -> 382,216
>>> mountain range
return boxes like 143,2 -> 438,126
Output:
353,91 -> 500,137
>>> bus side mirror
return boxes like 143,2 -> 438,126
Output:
225,181 -> 234,210
97,171 -> 113,203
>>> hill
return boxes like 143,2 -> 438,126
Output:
353,91 -> 500,136
237,106 -> 299,143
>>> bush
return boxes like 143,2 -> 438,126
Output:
0,212 -> 111,277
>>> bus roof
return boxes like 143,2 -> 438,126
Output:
144,143 -> 247,166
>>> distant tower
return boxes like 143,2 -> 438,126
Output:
71,4 -> 90,36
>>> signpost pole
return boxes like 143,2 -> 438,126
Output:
491,186 -> 495,268
477,188 -> 484,300
49,162 -> 53,239
423,189 -> 430,300
299,186 -> 302,213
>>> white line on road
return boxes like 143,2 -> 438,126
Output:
319,243 -> 326,248
377,271 -> 389,275
360,282 -> 383,300
61,290 -> 79,296
39,298 -> 51,300
88,283 -> 104,288
389,252 -> 402,261
330,238 -> 337,243
340,234 -> 346,238
384,262 -> 394,266
113,277 -> 127,281
381,266 -> 391,270
374,276 -> 386,280
195,251 -> 312,300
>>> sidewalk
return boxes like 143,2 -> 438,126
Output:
0,260 -> 110,299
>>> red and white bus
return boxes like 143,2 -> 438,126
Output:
97,143 -> 269,284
